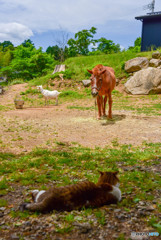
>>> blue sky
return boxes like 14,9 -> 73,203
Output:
0,0 -> 161,51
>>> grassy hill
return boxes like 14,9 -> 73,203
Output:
30,50 -> 153,86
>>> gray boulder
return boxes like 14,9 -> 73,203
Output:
149,58 -> 161,68
152,51 -> 160,59
82,80 -> 91,87
124,67 -> 161,95
125,57 -> 149,73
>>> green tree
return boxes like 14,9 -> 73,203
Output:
0,42 -> 55,80
68,27 -> 97,56
97,38 -> 121,54
46,45 -> 68,61
22,39 -> 35,48
0,41 -> 14,51
134,37 -> 141,47
128,37 -> 141,52
0,46 -> 13,70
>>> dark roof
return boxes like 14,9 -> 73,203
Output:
135,12 -> 161,21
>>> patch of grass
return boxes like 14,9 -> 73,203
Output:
59,90 -> 84,100
20,87 -> 39,95
67,105 -> 94,111
10,79 -> 25,85
0,105 -> 10,111
94,210 -> 106,225
55,224 -> 73,233
0,141 -> 160,236
0,199 -> 8,207
148,216 -> 161,234
136,103 -> 161,116
0,178 -> 8,190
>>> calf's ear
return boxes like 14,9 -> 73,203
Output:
87,69 -> 93,74
100,69 -> 106,75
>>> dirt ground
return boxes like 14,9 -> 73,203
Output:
0,83 -> 161,154
0,84 -> 161,240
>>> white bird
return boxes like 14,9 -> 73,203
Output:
37,85 -> 61,106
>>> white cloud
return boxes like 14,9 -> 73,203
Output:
0,0 -> 161,47
0,22 -> 33,45
1,0 -> 160,33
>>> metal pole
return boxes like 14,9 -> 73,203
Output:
152,0 -> 155,13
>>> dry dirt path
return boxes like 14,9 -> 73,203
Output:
0,84 -> 161,154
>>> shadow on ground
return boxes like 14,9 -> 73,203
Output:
101,114 -> 126,126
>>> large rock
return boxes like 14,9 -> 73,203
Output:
125,57 -> 149,73
152,51 -> 160,59
149,58 -> 161,68
124,67 -> 161,94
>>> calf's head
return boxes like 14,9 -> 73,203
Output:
87,69 -> 106,97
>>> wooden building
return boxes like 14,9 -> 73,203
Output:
135,12 -> 161,51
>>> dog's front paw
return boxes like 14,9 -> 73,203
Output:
19,202 -> 29,211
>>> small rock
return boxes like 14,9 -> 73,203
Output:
10,233 -> 19,240
115,214 -> 126,220
73,222 -> 92,233
139,201 -> 145,206
0,212 -> 4,217
114,209 -> 121,213
0,207 -> 6,211
146,205 -> 155,211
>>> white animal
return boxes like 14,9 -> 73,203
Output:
37,85 -> 61,105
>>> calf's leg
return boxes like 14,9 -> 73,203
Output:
108,92 -> 113,119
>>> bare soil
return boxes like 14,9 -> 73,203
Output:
0,84 -> 160,154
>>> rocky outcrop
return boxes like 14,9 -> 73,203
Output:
124,67 -> 161,95
125,57 -> 149,73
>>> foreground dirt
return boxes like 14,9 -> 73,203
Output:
0,84 -> 161,240
0,84 -> 161,154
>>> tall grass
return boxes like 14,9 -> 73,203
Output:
64,51 -> 153,80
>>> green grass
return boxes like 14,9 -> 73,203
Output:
64,51 -> 153,80
26,50 -> 154,86
0,142 -> 160,194
0,142 -> 160,235
0,199 -> 8,207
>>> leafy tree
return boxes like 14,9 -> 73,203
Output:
46,45 -> 68,61
128,37 -> 141,52
68,27 -> 97,56
134,37 -> 141,47
0,41 -> 14,51
22,39 -> 35,48
97,38 -> 121,54
0,46 -> 13,70
0,41 -> 55,80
